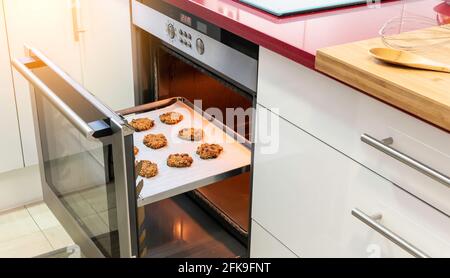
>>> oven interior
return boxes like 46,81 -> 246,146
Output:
135,30 -> 254,258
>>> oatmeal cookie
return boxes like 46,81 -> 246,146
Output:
129,118 -> 154,132
178,128 -> 204,141
196,143 -> 223,159
134,146 -> 139,156
167,153 -> 194,168
137,160 -> 158,178
143,133 -> 168,149
159,112 -> 184,125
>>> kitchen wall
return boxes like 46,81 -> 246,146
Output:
0,0 -> 134,211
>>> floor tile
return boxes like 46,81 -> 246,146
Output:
43,226 -> 74,250
0,207 -> 40,243
0,232 -> 53,258
61,193 -> 97,218
99,209 -> 118,231
79,186 -> 116,213
80,214 -> 109,237
26,203 -> 61,230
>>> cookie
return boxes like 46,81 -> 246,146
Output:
196,143 -> 223,159
144,133 -> 167,150
130,118 -> 154,132
137,160 -> 158,178
167,153 -> 193,168
143,133 -> 168,149
160,112 -> 184,125
178,128 -> 204,141
134,146 -> 139,156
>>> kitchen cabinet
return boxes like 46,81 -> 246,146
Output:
4,0 -> 85,166
3,0 -> 135,167
252,105 -> 450,258
257,47 -> 450,216
0,0 -> 24,173
250,220 -> 297,258
79,0 -> 135,110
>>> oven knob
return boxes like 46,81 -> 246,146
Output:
196,38 -> 205,55
167,24 -> 176,39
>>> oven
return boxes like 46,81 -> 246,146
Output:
132,0 -> 258,258
12,0 -> 258,258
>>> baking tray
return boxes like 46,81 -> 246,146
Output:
124,98 -> 251,207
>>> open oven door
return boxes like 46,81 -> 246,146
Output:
12,47 -> 139,258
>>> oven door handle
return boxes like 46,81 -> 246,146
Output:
12,57 -> 96,139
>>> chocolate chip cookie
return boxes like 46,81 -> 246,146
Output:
196,143 -> 223,159
143,133 -> 168,149
159,112 -> 184,125
130,118 -> 154,132
178,128 -> 204,141
134,146 -> 139,156
137,160 -> 158,178
167,153 -> 194,168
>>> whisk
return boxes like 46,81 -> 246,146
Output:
380,15 -> 450,50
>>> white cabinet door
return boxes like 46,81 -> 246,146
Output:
250,220 -> 298,258
79,0 -> 135,110
257,47 -> 450,215
4,0 -> 83,166
252,105 -> 450,258
0,0 -> 23,173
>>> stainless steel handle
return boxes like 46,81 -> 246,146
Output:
352,208 -> 430,258
361,134 -> 450,187
71,0 -> 85,42
12,58 -> 94,138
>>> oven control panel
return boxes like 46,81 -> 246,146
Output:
174,26 -> 205,56
178,28 -> 193,48
165,20 -> 196,53
132,0 -> 257,92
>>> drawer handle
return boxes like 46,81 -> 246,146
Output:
352,208 -> 430,258
361,134 -> 450,187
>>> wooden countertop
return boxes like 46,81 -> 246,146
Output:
315,25 -> 450,132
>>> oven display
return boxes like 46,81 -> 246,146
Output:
180,13 -> 192,26
196,21 -> 208,34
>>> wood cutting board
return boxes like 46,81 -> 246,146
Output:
316,25 -> 450,132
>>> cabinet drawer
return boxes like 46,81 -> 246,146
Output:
258,47 -> 450,215
252,106 -> 450,257
250,220 -> 298,258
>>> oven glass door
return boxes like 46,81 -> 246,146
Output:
12,48 -> 138,258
